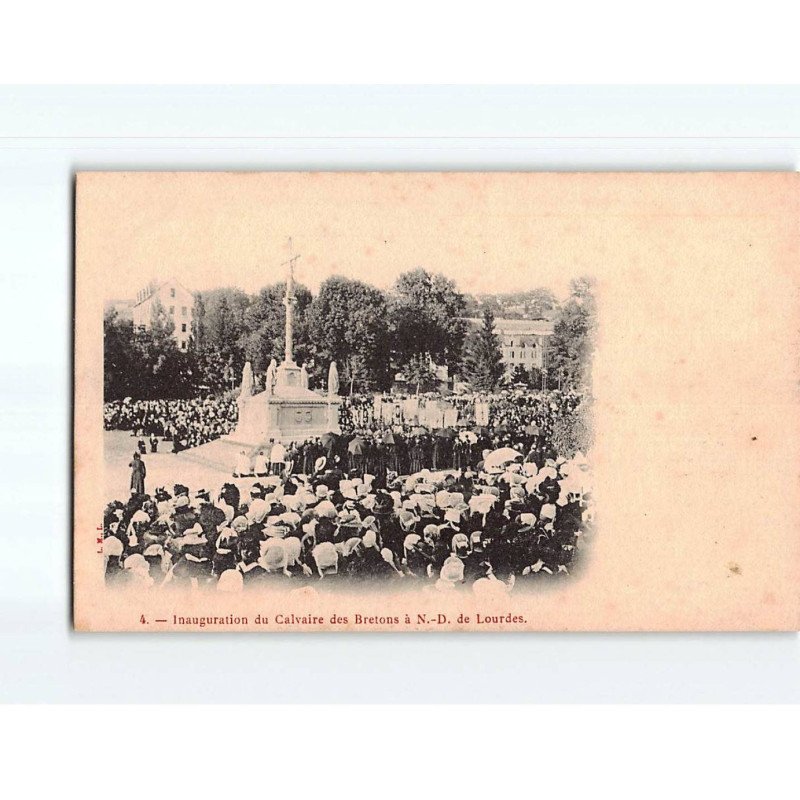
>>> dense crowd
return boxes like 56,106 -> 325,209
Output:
338,389 -> 584,447
104,439 -> 594,594
104,389 -> 587,458
104,396 -> 238,451
103,386 -> 594,593
240,424 -> 558,487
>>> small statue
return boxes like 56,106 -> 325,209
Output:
300,363 -> 309,389
265,359 -> 277,397
239,361 -> 254,399
328,361 -> 339,396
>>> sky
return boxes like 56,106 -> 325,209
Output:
78,172 -> 605,303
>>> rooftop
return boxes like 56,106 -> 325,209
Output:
132,278 -> 194,307
465,317 -> 554,335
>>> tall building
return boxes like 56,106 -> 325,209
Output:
131,278 -> 194,351
466,317 -> 554,375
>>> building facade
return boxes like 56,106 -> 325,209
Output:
131,278 -> 194,351
466,317 -> 554,376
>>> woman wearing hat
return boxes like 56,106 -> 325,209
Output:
103,535 -> 126,587
171,494 -> 199,536
234,538 -> 270,589
211,529 -> 239,577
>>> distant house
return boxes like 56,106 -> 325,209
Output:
131,278 -> 194,351
465,317 -> 554,374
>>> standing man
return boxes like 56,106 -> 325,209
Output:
129,452 -> 146,495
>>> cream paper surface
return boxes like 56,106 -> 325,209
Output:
74,171 -> 800,631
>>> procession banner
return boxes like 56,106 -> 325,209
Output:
402,397 -> 418,424
474,399 -> 490,426
443,407 -> 458,429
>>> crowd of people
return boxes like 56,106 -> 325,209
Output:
230,389 -> 587,480
104,396 -> 238,451
238,424 -> 556,488
339,389 -> 585,450
104,386 -> 594,595
105,443 -> 594,596
104,389 -> 587,459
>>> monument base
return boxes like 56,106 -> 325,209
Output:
231,362 -> 341,447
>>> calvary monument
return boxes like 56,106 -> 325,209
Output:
176,244 -> 342,473
230,246 -> 342,445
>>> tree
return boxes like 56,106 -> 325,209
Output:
103,309 -> 135,401
191,292 -> 207,352
525,287 -> 559,319
135,298 -> 189,398
240,281 -> 313,374
188,287 -> 251,388
149,296 -> 175,342
461,309 -> 504,391
528,365 -> 545,390
102,298 -> 195,400
212,297 -> 235,355
403,353 -> 439,394
389,268 -> 467,374
307,276 -> 391,393
202,288 -> 249,360
547,276 -> 597,390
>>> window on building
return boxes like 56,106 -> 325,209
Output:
181,306 -> 187,316
181,341 -> 187,350
511,351 -> 515,360
181,323 -> 187,333
169,306 -> 174,314
170,288 -> 176,298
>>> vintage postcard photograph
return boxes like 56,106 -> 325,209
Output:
74,171 -> 800,631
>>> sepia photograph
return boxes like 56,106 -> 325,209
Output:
74,170 -> 799,632
103,249 -> 595,600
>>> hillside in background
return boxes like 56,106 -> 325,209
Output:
463,287 -> 560,320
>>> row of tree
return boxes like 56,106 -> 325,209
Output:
104,268 -> 596,401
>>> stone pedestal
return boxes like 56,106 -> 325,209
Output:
230,360 -> 341,446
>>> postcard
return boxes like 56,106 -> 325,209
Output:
74,171 -> 800,631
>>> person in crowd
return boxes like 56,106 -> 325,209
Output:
253,450 -> 268,477
270,439 -> 286,477
129,452 -> 146,495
